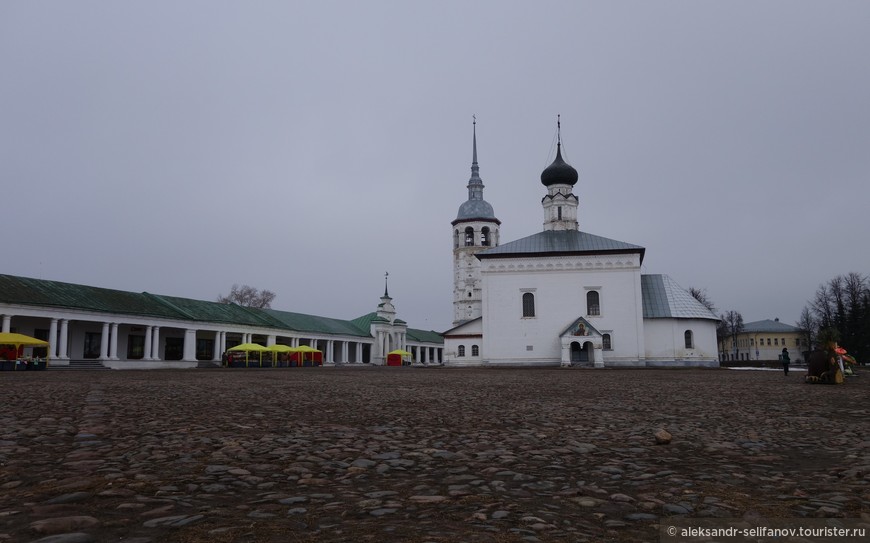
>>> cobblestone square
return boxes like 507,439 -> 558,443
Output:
1,367 -> 868,542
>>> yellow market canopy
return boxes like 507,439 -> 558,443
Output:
227,343 -> 268,352
293,345 -> 322,353
388,349 -> 412,357
0,333 -> 49,347
267,345 -> 293,353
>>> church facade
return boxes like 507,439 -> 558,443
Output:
444,122 -> 719,367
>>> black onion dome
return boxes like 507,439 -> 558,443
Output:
540,144 -> 578,187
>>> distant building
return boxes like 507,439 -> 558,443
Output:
720,318 -> 805,362
0,274 -> 443,368
444,121 -> 720,367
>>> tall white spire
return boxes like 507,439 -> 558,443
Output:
467,115 -> 484,202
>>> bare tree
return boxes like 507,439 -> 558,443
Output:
720,310 -> 744,360
688,287 -> 716,313
217,284 -> 276,309
796,306 -> 816,354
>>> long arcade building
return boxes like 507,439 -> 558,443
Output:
0,274 -> 443,368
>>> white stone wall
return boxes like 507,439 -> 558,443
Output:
480,254 -> 645,366
452,219 -> 500,326
643,318 -> 719,366
443,318 -> 483,366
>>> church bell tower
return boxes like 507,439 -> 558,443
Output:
451,118 -> 500,326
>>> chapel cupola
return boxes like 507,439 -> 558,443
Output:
541,116 -> 580,231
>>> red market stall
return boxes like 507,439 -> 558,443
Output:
289,345 -> 322,367
386,349 -> 412,367
0,332 -> 50,371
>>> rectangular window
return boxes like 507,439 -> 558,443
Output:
127,335 -> 145,359
83,332 -> 101,359
33,328 -> 49,358
522,292 -> 535,317
164,337 -> 184,361
196,338 -> 214,361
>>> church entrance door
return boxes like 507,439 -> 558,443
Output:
570,341 -> 586,363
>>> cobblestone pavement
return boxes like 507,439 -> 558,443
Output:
1,367 -> 868,542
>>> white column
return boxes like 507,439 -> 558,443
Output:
220,331 -> 227,354
110,323 -> 120,360
48,319 -> 58,359
100,323 -> 110,360
213,331 -> 222,361
151,326 -> 161,360
144,326 -> 153,360
342,342 -> 349,364
594,348 -> 605,368
1,315 -> 10,333
327,340 -> 334,363
59,320 -> 69,360
267,335 -> 276,347
355,342 -> 362,363
560,342 -> 571,367
183,329 -> 197,361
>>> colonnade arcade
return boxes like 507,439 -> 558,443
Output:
1,313 -> 442,366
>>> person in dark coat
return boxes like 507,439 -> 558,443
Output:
781,347 -> 790,376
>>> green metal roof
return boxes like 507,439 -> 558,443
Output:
0,275 -> 181,319
0,274 -> 441,343
151,294 -> 286,328
262,308 -> 370,337
406,328 -> 444,344
352,312 -> 443,344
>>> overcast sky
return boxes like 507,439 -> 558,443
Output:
3,1 -> 869,333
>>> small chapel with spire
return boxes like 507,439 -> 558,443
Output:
443,117 -> 720,367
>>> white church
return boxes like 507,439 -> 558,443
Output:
444,120 -> 720,367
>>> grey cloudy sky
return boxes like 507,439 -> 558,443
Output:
3,1 -> 869,333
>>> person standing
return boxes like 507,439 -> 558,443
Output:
781,347 -> 790,376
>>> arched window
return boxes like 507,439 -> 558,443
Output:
457,345 -> 465,357
481,227 -> 490,246
684,330 -> 694,349
454,229 -> 459,249
587,291 -> 600,316
603,333 -> 612,350
522,292 -> 535,317
464,227 -> 474,246
471,345 -> 479,356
